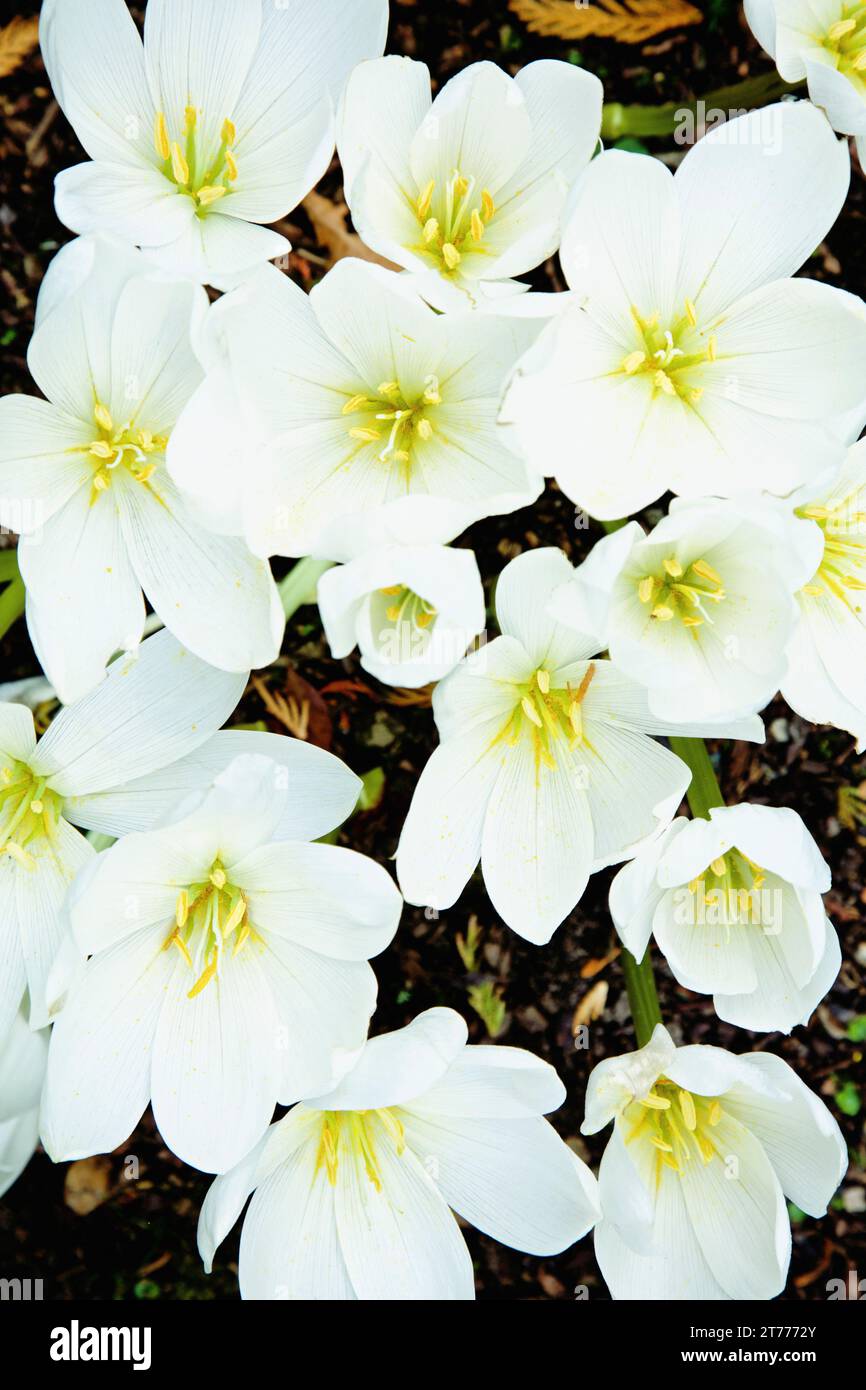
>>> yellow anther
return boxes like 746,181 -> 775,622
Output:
829,17 -> 857,39
521,696 -> 543,728
184,105 -> 198,133
416,608 -> 435,629
442,242 -> 461,270
377,381 -> 400,397
639,1092 -> 672,1110
416,418 -> 433,441
221,117 -> 237,146
679,1090 -> 697,1132
652,603 -> 674,621
170,142 -> 190,185
171,933 -> 193,967
222,895 -> 247,940
706,335 -> 717,362
4,841 -> 35,869
638,576 -> 655,604
471,209 -> 484,242
682,615 -> 703,628
691,558 -> 723,586
663,557 -> 683,578
232,921 -> 250,956
188,952 -> 218,999
622,350 -> 646,374
385,605 -> 401,621
423,379 -> 442,405
154,111 -> 170,161
210,868 -> 227,889
417,180 -> 434,220
481,189 -> 495,221
350,427 -> 381,442
92,471 -> 110,492
685,298 -> 697,327
176,890 -> 189,928
224,149 -> 239,182
197,185 -> 226,206
710,856 -> 727,877
708,1101 -> 722,1126
138,429 -> 153,449
650,1135 -> 674,1152
853,49 -> 866,70
342,394 -> 368,414
690,387 -> 704,403
654,370 -> 676,396
453,175 -> 469,200
93,402 -> 113,433
29,799 -> 43,815
536,669 -> 550,694
423,217 -> 440,244
90,440 -> 113,460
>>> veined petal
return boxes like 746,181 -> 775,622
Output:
494,547 -> 598,669
0,396 -> 95,535
407,1044 -> 566,1120
17,820 -> 95,1030
143,214 -> 290,289
54,160 -> 194,251
409,62 -> 531,202
0,861 -> 27,1044
338,55 -> 431,207
400,1110 -> 599,1256
306,1008 -> 468,1113
31,628 -> 246,797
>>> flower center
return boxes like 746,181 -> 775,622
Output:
684,848 -> 768,926
798,498 -> 866,615
495,663 -> 596,773
0,760 -> 63,870
76,401 -> 167,501
154,108 -> 239,213
374,585 -> 438,648
620,302 -> 716,404
821,7 -> 866,78
412,170 -> 495,275
636,554 -> 726,634
341,376 -> 442,481
623,1077 -> 724,1179
315,1108 -> 407,1191
162,861 -> 258,999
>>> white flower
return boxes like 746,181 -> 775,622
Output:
336,56 -> 603,311
318,543 -> 486,688
170,259 -> 543,559
550,499 -> 799,724
40,0 -> 388,288
610,805 -> 840,1033
0,235 -> 283,702
0,628 -> 257,1038
746,0 -> 866,148
0,1006 -> 49,1200
396,548 -> 763,944
197,1007 -> 600,1299
503,101 -> 866,519
41,753 -> 402,1174
778,438 -> 866,748
583,1024 -> 847,1300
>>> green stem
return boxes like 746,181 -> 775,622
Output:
621,947 -> 663,1048
601,73 -> 803,141
668,736 -> 726,819
0,551 -> 21,583
0,575 -> 25,642
278,557 -> 332,621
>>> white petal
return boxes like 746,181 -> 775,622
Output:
20,487 -> 145,706
409,62 -> 530,202
608,820 -> 688,961
40,0 -> 154,166
116,470 -> 283,674
32,628 -> 246,797
261,936 -> 376,1103
675,100 -> 850,321
0,1110 -> 40,1200
151,948 -> 282,1173
54,160 -> 194,250
0,1005 -> 49,1122
307,1008 -> 468,1113
66,730 -> 360,843
144,213 -> 290,288
402,1110 -> 598,1255
408,1043 -> 566,1119
805,53 -> 866,136
18,820 -> 95,1029
334,1131 -> 475,1300
0,861 -> 27,1043
481,739 -> 594,944
494,547 -> 597,669
0,703 -> 38,763
338,54 -> 430,224
197,1124 -> 273,1274
238,841 -> 402,962
714,911 -> 841,1035
39,923 -> 170,1161
581,1024 -> 676,1135
724,1052 -> 848,1217
0,396 -> 94,535
744,0 -> 777,55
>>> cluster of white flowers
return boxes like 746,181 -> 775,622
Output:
0,0 -> 861,1304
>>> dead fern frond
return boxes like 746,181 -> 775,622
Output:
0,15 -> 39,80
508,0 -> 703,44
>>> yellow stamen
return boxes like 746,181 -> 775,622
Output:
342,394 -> 368,414
417,179 -> 434,220
521,696 -> 543,728
184,105 -> 198,133
481,189 -> 495,221
685,298 -> 697,326
221,117 -> 237,145
829,16 -> 857,39
706,335 -> 717,362
423,217 -> 440,244
679,1090 -> 697,1131
224,149 -> 239,182
176,890 -> 189,929
663,557 -> 683,578
652,603 -> 674,621
471,209 -> 484,242
442,242 -> 461,270
710,856 -> 726,876
210,868 -> 227,889
536,669 -> 550,694
187,952 -> 218,999
638,576 -> 655,604
350,427 -> 381,442
154,111 -> 170,161
90,441 -> 114,460
94,402 -> 113,433
639,1092 -> 672,1111
170,142 -> 190,185
197,185 -> 226,207
416,418 -> 433,441
622,350 -> 646,374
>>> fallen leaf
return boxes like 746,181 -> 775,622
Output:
303,191 -> 401,271
509,0 -> 702,43
64,1156 -> 113,1216
0,16 -> 39,80
573,980 -> 609,1029
253,670 -> 332,748
580,946 -> 621,980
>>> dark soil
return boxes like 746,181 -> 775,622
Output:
0,0 -> 864,1302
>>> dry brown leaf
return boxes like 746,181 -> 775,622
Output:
0,15 -> 39,79
509,0 -> 702,43
64,1156 -> 113,1216
572,980 -> 609,1029
303,191 -> 401,271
